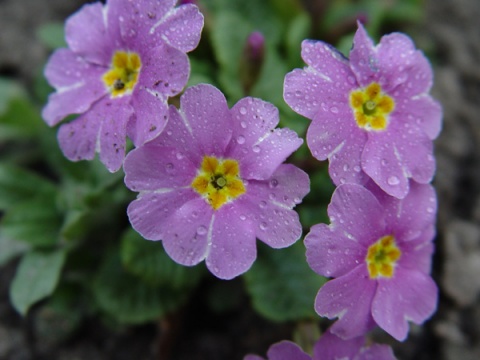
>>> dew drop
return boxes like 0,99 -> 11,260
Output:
165,163 -> 174,173
387,176 -> 400,186
176,152 -> 184,160
240,107 -> 247,115
192,211 -> 198,218
269,179 -> 279,188
259,200 -> 267,208
330,106 -> 339,114
353,165 -> 361,173
259,222 -> 268,230
252,145 -> 261,153
240,215 -> 246,221
196,225 -> 207,235
381,159 -> 388,166
343,164 -> 349,172
240,121 -> 247,129
236,135 -> 246,144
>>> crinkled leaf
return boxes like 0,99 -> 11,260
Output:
0,163 -> 56,210
121,228 -> 204,288
244,242 -> 326,322
1,197 -> 62,247
93,251 -> 191,324
10,249 -> 66,315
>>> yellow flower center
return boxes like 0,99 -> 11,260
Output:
365,235 -> 401,279
349,82 -> 395,131
191,156 -> 246,210
102,51 -> 142,97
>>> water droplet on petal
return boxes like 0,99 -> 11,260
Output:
236,135 -> 245,144
259,222 -> 268,230
239,215 -> 246,221
387,176 -> 400,186
176,152 -> 184,160
330,106 -> 339,114
240,121 -> 247,129
196,226 -> 207,235
252,145 -> 261,153
353,165 -> 361,173
240,107 -> 247,115
165,163 -> 174,173
269,179 -> 279,188
259,200 -> 267,208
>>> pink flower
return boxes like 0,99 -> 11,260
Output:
305,182 -> 438,341
124,84 -> 309,280
244,328 -> 396,360
284,23 -> 442,198
42,0 -> 204,172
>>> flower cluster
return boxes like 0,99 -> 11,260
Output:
283,22 -> 441,345
42,1 -> 442,357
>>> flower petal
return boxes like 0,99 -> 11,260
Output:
369,181 -> 437,242
237,164 -> 309,248
350,23 -> 378,87
206,204 -> 257,279
301,40 -> 353,84
180,84 -> 232,157
376,32 -> 432,95
150,3 -> 204,52
363,122 -> 435,198
313,329 -> 363,360
267,341 -> 311,360
372,268 -> 438,341
124,142 -> 197,192
107,0 -> 176,44
355,344 -> 397,360
305,223 -> 365,278
399,235 -> 434,274
162,197 -> 214,266
65,2 -> 112,65
57,111 -> 100,163
396,95 -> 442,140
127,188 -> 196,240
306,103 -> 366,163
327,184 -> 386,248
315,266 -> 377,339
42,49 -> 106,126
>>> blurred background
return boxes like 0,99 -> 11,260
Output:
0,0 -> 479,359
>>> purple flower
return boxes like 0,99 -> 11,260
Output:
123,84 -> 309,280
284,23 -> 442,198
244,329 -> 396,360
42,0 -> 204,172
305,182 -> 438,341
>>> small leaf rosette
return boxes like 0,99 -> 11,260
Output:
284,23 -> 442,198
42,0 -> 204,172
305,182 -> 438,341
244,328 -> 396,360
124,84 -> 309,280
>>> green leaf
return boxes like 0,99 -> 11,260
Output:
121,228 -> 204,288
93,250 -> 191,324
244,242 -> 327,322
0,78 -> 26,114
10,249 -> 66,315
0,97 -> 43,140
0,163 -> 56,210
37,22 -> 66,49
1,197 -> 62,247
0,234 -> 30,266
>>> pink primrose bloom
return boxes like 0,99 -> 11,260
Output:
244,328 -> 396,360
42,0 -> 204,172
305,182 -> 438,341
124,84 -> 309,280
284,23 -> 442,198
